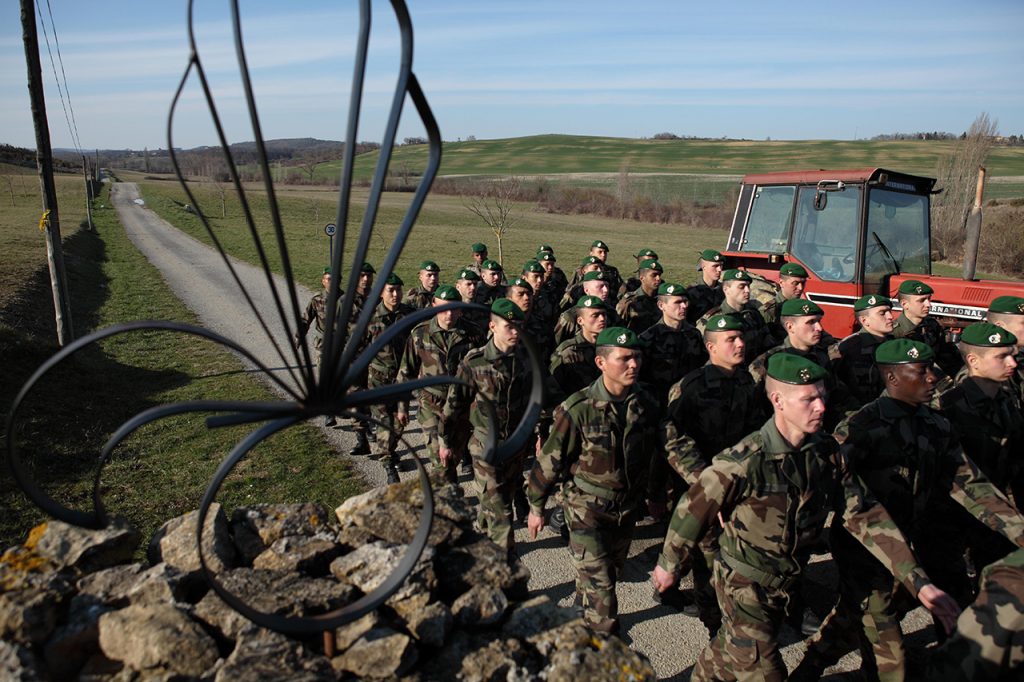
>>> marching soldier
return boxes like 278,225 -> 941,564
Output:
696,268 -> 774,364
527,326 -> 661,635
757,262 -> 808,343
536,247 -> 569,302
560,255 -> 606,310
402,260 -> 440,309
652,352 -> 961,682
892,279 -> 962,377
454,267 -> 486,330
343,262 -> 377,445
986,295 -> 1024,404
621,248 -> 658,297
468,242 -> 488,276
637,281 -> 707,399
553,270 -> 621,347
474,259 -> 506,307
615,259 -> 664,334
686,249 -> 725,323
830,293 -> 894,406
568,240 -> 623,295
522,260 -> 558,358
548,296 -> 608,406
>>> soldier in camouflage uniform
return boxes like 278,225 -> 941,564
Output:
892,279 -> 963,377
686,249 -> 725,323
439,299 -> 535,562
522,260 -> 559,359
527,326 -> 660,634
638,281 -> 707,400
553,270 -> 622,347
561,255 -> 605,309
474,259 -> 506,308
548,296 -> 608,406
468,242 -> 488,277
986,295 -> 1024,405
538,244 -> 569,298
365,273 -> 416,483
536,250 -> 568,306
620,247 -> 658,297
454,267 -> 487,332
651,314 -> 767,636
795,339 -> 1024,682
829,293 -> 895,406
756,262 -> 808,343
696,268 -> 775,365
616,259 -> 664,334
652,352 -> 961,682
398,285 -> 479,483
567,240 -> 623,296
402,260 -> 440,310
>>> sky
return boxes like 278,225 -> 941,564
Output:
2,0 -> 1022,151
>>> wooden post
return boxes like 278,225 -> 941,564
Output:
82,155 -> 94,230
21,0 -> 74,345
961,166 -> 986,281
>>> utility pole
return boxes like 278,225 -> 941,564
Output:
82,154 -> 93,230
21,0 -> 74,345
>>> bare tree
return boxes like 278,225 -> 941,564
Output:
464,177 -> 522,266
297,149 -> 329,183
932,112 -> 998,261
212,179 -> 228,218
4,175 -> 15,206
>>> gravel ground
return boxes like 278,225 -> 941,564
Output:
112,181 -> 935,680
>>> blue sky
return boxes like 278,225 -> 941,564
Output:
2,0 -> 1022,151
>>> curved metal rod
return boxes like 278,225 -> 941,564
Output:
196,414 -> 434,634
342,373 -> 471,410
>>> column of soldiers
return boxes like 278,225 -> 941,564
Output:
299,243 -> 1024,680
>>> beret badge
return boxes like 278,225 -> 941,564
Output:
616,333 -> 628,345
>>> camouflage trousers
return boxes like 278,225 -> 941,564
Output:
692,528 -> 723,636
565,493 -> 638,634
472,448 -> 528,558
417,400 -> 469,483
693,557 -> 791,682
369,402 -> 404,467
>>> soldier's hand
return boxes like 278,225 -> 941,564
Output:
438,446 -> 452,467
527,511 -> 545,540
917,584 -> 961,635
651,565 -> 677,593
396,410 -> 409,427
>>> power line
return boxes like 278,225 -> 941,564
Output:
35,0 -> 82,153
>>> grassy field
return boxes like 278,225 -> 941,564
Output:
1,170 -> 362,552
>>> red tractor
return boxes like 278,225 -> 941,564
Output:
722,167 -> 1024,338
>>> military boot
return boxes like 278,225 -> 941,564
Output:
348,429 -> 370,457
384,462 -> 400,484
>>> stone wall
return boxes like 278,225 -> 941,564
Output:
0,471 -> 655,681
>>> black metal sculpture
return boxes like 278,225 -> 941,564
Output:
6,0 -> 542,637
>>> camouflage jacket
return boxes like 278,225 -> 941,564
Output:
657,418 -> 933,596
552,305 -> 621,348
569,263 -> 623,297
398,317 -> 480,410
547,333 -> 600,408
659,364 -> 766,491
296,291 -> 331,350
638,320 -> 708,403
893,313 -> 963,377
402,286 -> 435,311
441,339 -> 534,458
756,290 -> 789,344
365,301 -> 416,388
620,275 -> 641,298
616,289 -> 661,334
696,301 -> 776,365
540,268 -> 568,305
474,282 -> 505,308
528,378 -> 660,516
829,391 -> 1024,570
525,293 -> 559,358
686,281 -> 723,323
829,330 -> 891,406
939,377 -> 1024,507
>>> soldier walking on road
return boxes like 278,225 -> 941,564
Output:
402,260 -> 440,310
696,268 -> 774,364
548,296 -> 608,406
474,259 -> 506,308
686,249 -> 725,323
554,270 -> 621,346
652,352 -> 961,682
528,326 -> 661,635
830,293 -> 894,406
637,281 -> 707,399
616,259 -> 664,334
561,255 -> 605,308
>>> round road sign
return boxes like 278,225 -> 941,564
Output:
324,223 -> 337,237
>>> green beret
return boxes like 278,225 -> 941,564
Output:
596,326 -> 639,348
639,259 -> 664,273
780,263 -> 808,278
481,259 -> 503,271
960,322 -> 1017,347
767,353 -> 827,385
522,260 -> 544,274
576,295 -> 607,310
457,268 -> 480,281
491,297 -> 525,321
433,284 -> 461,301
322,266 -> 332,275
537,251 -> 556,263
875,338 -> 934,364
385,273 -> 404,286
988,296 -> 1024,315
538,244 -> 554,253
854,293 -> 892,312
721,268 -> 752,283
658,282 -> 686,296
508,276 -> 531,289
471,242 -> 487,253
705,314 -> 743,332
699,249 -> 723,262
635,248 -> 658,259
898,279 -> 934,296
419,260 -> 440,272
359,262 -> 376,274
591,239 -> 609,250
582,270 -> 609,282
780,299 -> 823,317
580,255 -> 602,267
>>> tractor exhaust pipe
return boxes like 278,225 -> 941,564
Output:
962,166 -> 986,281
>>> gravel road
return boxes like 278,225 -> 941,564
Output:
111,181 -> 933,680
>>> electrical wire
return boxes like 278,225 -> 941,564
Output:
35,0 -> 83,154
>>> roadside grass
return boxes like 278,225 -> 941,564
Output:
1,179 -> 362,553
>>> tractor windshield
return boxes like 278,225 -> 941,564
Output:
864,188 -> 930,286
790,186 -> 860,282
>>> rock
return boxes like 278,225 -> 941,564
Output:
148,503 -> 237,575
42,599 -> 111,679
403,601 -> 452,648
0,571 -> 74,644
192,590 -> 251,643
335,525 -> 378,551
337,497 -> 461,548
329,541 -> 434,596
74,562 -> 193,608
0,639 -> 44,681
526,620 -> 594,659
335,471 -> 474,527
252,534 -> 340,575
543,631 -> 656,682
27,519 -> 139,574
97,603 -> 219,676
502,595 -> 579,641
458,637 -> 537,682
332,626 -> 417,679
452,584 -> 508,627
215,625 -> 333,682
230,503 -> 330,565
333,610 -> 379,652
435,538 -> 517,599
216,568 -> 354,617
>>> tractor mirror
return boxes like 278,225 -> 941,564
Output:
813,191 -> 827,211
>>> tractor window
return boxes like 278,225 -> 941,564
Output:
790,186 -> 860,282
740,185 -> 794,252
864,189 -> 930,287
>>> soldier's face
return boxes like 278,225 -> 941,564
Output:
590,247 -> 607,262
779,276 -> 806,300
419,270 -> 439,291
702,261 -> 723,284
596,347 -> 641,388
968,346 -> 1018,382
473,251 -> 485,264
508,286 -> 531,312
991,315 -> 1024,349
887,362 -> 937,405
434,307 -> 458,329
786,315 -> 823,348
582,263 -> 601,275
357,272 -> 373,295
707,330 -> 745,369
724,281 -> 750,307
382,284 -> 401,309
902,294 -> 931,319
540,260 -> 553,274
524,272 -> 543,292
658,296 -> 688,325
321,273 -> 332,290
577,308 -> 607,337
640,270 -> 662,294
482,269 -> 501,286
772,381 -> 827,435
582,280 -> 609,300
456,280 -> 477,301
490,316 -> 520,349
860,306 -> 894,335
